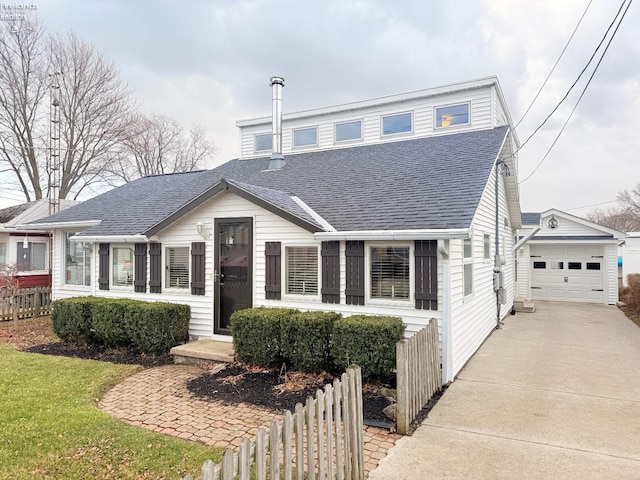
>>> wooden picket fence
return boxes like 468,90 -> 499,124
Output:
184,365 -> 364,480
395,318 -> 442,434
0,287 -> 52,322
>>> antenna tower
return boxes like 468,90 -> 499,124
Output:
48,72 -> 61,215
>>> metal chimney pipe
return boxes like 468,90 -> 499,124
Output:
268,76 -> 285,170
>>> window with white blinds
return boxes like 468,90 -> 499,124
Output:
370,246 -> 410,300
166,246 -> 189,289
16,242 -> 46,271
286,246 -> 318,295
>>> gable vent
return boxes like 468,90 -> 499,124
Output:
268,76 -> 285,171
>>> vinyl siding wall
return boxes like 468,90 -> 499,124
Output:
240,86 -> 499,158
449,166 -> 516,377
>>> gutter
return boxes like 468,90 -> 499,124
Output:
69,234 -> 151,243
16,220 -> 102,230
314,228 -> 469,241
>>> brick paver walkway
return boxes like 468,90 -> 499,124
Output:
99,364 -> 400,476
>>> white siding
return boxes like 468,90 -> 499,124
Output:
239,85 -> 504,158
605,243 -> 619,305
516,243 -> 531,298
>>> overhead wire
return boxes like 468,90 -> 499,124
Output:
519,0 -> 633,185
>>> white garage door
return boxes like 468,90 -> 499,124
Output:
530,244 -> 605,303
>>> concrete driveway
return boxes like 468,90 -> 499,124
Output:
369,301 -> 640,479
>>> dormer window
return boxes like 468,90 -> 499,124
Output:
254,133 -> 272,153
335,120 -> 362,143
382,112 -> 412,136
435,103 -> 469,128
293,126 -> 318,148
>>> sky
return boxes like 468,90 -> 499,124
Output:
1,0 -> 639,218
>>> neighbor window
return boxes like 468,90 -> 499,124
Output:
463,237 -> 473,296
293,126 -> 318,147
335,120 -> 362,142
370,246 -> 410,300
0,242 -> 6,265
16,242 -> 46,271
65,232 -> 91,286
255,133 -> 272,152
166,246 -> 189,289
435,103 -> 469,128
286,246 -> 318,295
112,247 -> 134,287
483,234 -> 491,260
382,112 -> 412,136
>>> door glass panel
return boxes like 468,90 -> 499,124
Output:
550,262 -> 563,269
533,261 -> 546,269
568,262 -> 582,270
586,262 -> 601,270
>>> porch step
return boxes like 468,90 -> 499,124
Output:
170,339 -> 235,366
514,296 -> 536,313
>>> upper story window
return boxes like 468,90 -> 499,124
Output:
370,246 -> 410,301
16,242 -> 46,272
335,120 -> 362,143
112,246 -> 133,288
166,246 -> 189,289
286,246 -> 318,296
293,126 -> 318,148
382,112 -> 412,136
65,232 -> 91,286
254,133 -> 272,153
435,103 -> 469,128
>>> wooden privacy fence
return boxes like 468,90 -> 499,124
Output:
395,318 -> 442,435
184,365 -> 364,480
0,287 -> 52,322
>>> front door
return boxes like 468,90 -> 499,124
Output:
214,218 -> 253,334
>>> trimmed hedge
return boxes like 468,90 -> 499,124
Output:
51,297 -> 190,354
231,307 -> 298,367
281,311 -> 341,373
330,315 -> 405,383
231,307 -> 403,381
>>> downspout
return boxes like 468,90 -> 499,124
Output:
494,160 -> 504,329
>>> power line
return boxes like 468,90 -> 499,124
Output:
515,0 -> 629,154
514,0 -> 593,130
565,200 -> 617,211
519,0 -> 633,185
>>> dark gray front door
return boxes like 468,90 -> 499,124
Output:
214,218 -> 253,335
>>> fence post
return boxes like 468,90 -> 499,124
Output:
396,339 -> 409,434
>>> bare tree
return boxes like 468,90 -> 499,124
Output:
586,183 -> 640,232
107,113 -> 215,183
0,17 -> 134,201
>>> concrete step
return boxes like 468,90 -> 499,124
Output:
170,339 -> 235,365
514,301 -> 536,313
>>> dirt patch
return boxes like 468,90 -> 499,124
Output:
620,304 -> 640,328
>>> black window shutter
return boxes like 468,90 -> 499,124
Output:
321,241 -> 340,303
191,242 -> 206,295
415,240 -> 438,310
345,240 -> 364,305
98,243 -> 110,290
134,243 -> 147,293
149,242 -> 162,294
265,241 -> 281,300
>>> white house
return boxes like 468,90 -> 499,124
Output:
26,76 -> 521,383
517,209 -> 624,305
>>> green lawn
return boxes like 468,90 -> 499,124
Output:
0,343 -> 222,479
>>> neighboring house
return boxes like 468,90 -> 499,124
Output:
25,76 -> 521,382
517,209 -> 624,305
622,232 -> 640,286
0,199 -> 77,288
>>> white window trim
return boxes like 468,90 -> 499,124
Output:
292,126 -> 319,149
282,244 -> 321,301
254,132 -> 273,153
110,245 -> 134,290
381,111 -> 414,138
334,119 -> 363,144
463,236 -> 473,298
434,101 -> 471,130
164,244 -> 191,292
13,237 -> 48,274
365,242 -> 414,307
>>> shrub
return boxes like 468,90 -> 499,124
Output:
280,311 -> 341,372
330,315 -> 405,382
622,274 -> 640,314
123,302 -> 190,354
51,297 -> 103,344
230,307 -> 299,367
91,299 -> 137,348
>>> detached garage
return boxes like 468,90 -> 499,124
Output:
517,209 -> 624,305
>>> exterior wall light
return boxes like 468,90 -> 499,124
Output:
196,221 -> 210,240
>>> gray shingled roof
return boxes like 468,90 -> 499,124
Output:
0,202 -> 35,224
521,212 -> 541,225
31,126 -> 509,236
